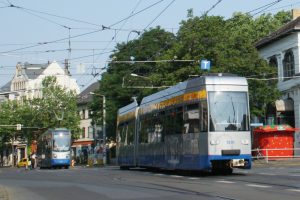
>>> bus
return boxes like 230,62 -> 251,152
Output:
37,128 -> 71,169
116,74 -> 251,174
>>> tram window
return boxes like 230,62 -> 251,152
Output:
127,121 -> 135,145
159,111 -> 165,142
208,92 -> 249,132
174,107 -> 184,134
140,116 -> 150,143
165,109 -> 174,135
184,103 -> 200,133
200,101 -> 208,132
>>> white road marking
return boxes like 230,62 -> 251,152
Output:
216,180 -> 235,184
258,172 -> 276,176
246,184 -> 272,188
170,175 -> 183,178
288,174 -> 300,177
286,189 -> 300,193
188,177 -> 200,180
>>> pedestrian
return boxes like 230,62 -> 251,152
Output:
31,152 -> 36,170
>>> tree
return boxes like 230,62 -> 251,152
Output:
91,11 -> 292,140
30,76 -> 81,139
91,27 -> 176,139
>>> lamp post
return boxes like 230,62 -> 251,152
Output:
90,92 -> 106,165
130,73 -> 150,79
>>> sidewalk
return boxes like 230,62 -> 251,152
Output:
252,158 -> 300,168
0,186 -> 9,200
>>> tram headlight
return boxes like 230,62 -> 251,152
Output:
53,154 -> 57,158
241,139 -> 249,145
210,140 -> 220,145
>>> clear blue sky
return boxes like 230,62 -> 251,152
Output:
0,0 -> 298,91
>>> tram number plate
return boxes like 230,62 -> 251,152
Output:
232,159 -> 245,167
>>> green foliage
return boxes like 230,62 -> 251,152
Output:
89,11 -> 291,139
0,76 -> 81,145
31,76 -> 80,139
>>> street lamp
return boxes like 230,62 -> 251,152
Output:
90,92 -> 106,165
127,30 -> 141,43
130,73 -> 150,79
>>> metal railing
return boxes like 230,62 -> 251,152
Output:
251,148 -> 300,163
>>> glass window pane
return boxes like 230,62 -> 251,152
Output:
209,92 -> 249,132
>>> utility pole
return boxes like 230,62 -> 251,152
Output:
90,92 -> 106,165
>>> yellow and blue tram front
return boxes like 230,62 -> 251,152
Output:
205,90 -> 252,172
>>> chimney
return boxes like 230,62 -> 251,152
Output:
292,9 -> 300,20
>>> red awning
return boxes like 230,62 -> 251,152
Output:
72,140 -> 93,147
254,125 -> 298,133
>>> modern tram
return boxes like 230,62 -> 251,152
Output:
37,128 -> 71,169
116,74 -> 252,173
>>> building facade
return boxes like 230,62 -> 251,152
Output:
255,11 -> 300,155
0,61 -> 80,166
73,82 -> 100,164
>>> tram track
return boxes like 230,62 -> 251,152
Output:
112,168 -> 300,199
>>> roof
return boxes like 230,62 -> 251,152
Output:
0,81 -> 11,93
77,82 -> 100,104
23,62 -> 48,79
255,17 -> 300,49
254,125 -> 298,132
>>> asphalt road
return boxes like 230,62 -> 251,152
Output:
0,161 -> 299,200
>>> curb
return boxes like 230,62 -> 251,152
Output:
252,158 -> 300,167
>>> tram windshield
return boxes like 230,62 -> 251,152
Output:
209,92 -> 249,132
53,132 -> 71,152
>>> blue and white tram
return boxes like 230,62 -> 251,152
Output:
117,74 -> 251,173
37,128 -> 71,169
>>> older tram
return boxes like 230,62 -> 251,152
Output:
116,74 -> 251,173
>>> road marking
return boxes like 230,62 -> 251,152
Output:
246,184 -> 272,188
154,174 -> 165,176
286,189 -> 300,193
258,172 -> 276,176
188,177 -> 200,180
170,175 -> 183,178
216,180 -> 235,184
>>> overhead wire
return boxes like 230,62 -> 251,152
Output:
1,0 -> 165,55
202,0 -> 223,17
143,0 -> 175,31
74,0 -> 146,88
263,1 -> 300,12
247,0 -> 285,16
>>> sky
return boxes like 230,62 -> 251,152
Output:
0,0 -> 299,91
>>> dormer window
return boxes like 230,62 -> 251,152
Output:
283,50 -> 294,81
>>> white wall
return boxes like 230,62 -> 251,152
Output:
257,33 -> 300,154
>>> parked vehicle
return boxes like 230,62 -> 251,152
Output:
17,158 -> 31,168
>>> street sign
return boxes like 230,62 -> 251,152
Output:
200,60 -> 211,70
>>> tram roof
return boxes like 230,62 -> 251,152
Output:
118,100 -> 139,116
140,74 -> 247,108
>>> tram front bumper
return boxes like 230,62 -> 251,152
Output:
51,159 -> 70,166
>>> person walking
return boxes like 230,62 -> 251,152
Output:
30,152 -> 36,170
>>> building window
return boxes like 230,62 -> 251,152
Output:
283,50 -> 294,81
81,127 -> 86,138
269,56 -> 278,68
